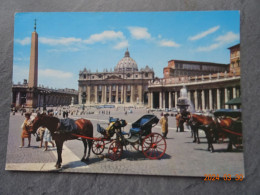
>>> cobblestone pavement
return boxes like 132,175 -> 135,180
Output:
6,107 -> 245,177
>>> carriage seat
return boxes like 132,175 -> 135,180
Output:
58,118 -> 77,132
130,118 -> 150,133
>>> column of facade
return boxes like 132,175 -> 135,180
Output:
209,89 -> 213,110
233,87 -> 237,109
217,88 -> 221,109
109,85 -> 112,103
116,85 -> 119,103
87,86 -> 90,104
169,92 -> 172,109
174,92 -> 178,108
225,88 -> 228,109
104,85 -> 107,103
124,85 -> 127,103
131,85 -> 134,103
159,91 -> 162,109
121,85 -> 124,103
194,90 -> 198,111
94,86 -> 98,103
201,89 -> 205,111
138,85 -> 143,104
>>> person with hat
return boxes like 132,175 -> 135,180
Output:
160,113 -> 169,138
19,112 -> 32,148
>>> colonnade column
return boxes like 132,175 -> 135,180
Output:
162,92 -> 165,109
188,91 -> 191,103
169,92 -> 172,109
194,90 -> 198,111
201,89 -> 205,111
225,88 -> 228,109
233,87 -> 237,109
78,87 -> 82,104
209,89 -> 213,110
174,92 -> 178,108
151,92 -> 154,109
159,91 -> 162,109
217,88 -> 220,109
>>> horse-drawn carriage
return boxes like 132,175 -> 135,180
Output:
190,109 -> 243,152
92,114 -> 166,160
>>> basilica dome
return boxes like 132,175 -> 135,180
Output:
114,49 -> 138,72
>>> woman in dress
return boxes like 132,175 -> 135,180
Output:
19,113 -> 32,148
42,125 -> 55,151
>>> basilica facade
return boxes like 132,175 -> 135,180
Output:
78,49 -> 154,105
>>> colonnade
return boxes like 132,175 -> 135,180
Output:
149,86 -> 240,111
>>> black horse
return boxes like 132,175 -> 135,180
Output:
31,114 -> 93,169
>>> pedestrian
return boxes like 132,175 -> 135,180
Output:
160,113 -> 169,138
19,112 -> 32,148
42,125 -> 55,151
175,112 -> 181,132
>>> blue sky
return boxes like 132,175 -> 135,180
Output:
13,11 -> 240,89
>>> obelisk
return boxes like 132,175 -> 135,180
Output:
26,20 -> 38,108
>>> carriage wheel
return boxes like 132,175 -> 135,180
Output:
92,140 -> 105,155
108,140 -> 123,161
142,133 -> 166,160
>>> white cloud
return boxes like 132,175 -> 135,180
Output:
114,40 -> 129,50
15,37 -> 31,45
158,40 -> 180,47
215,31 -> 239,43
189,26 -> 220,41
196,31 -> 239,52
39,69 -> 73,79
39,37 -> 82,46
128,27 -> 151,40
84,31 -> 125,44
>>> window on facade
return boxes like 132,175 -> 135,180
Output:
127,95 -> 130,102
118,85 -> 121,91
112,85 -> 116,91
98,85 -> 102,91
92,76 -> 94,79
98,74 -> 102,78
127,85 -> 131,91
83,74 -> 86,79
127,73 -> 131,77
135,75 -> 138,78
145,73 -> 148,77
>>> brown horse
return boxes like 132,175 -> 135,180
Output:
31,114 -> 93,169
190,114 -> 215,152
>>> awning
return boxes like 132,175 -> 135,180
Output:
225,97 -> 241,105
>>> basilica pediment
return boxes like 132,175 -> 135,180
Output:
105,75 -> 123,80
